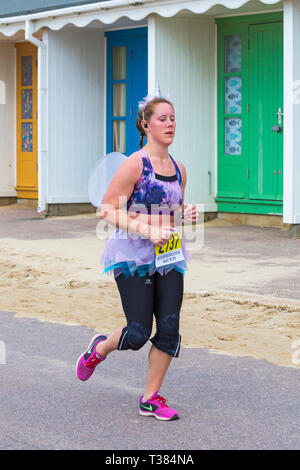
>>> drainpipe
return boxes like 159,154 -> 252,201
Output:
25,19 -> 45,48
25,20 -> 48,213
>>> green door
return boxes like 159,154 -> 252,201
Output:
216,14 -> 283,215
248,22 -> 283,201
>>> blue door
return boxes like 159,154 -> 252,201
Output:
106,28 -> 148,156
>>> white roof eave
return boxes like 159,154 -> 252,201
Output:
0,0 -> 283,37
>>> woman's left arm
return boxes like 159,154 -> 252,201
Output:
177,161 -> 198,224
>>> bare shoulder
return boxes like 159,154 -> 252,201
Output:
116,151 -> 143,183
127,151 -> 143,167
102,151 -> 143,205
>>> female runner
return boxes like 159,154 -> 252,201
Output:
76,96 -> 198,421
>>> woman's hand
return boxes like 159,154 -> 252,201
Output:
147,225 -> 174,247
182,203 -> 198,223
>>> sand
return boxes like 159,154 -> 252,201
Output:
1,225 -> 300,369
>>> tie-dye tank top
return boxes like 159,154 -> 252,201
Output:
101,148 -> 189,278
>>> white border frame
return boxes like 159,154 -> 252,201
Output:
283,0 -> 296,224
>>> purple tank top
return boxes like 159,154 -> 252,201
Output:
101,148 -> 189,278
126,149 -> 183,215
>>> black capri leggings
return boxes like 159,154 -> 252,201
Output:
115,269 -> 184,357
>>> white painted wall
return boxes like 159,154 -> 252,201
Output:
47,29 -> 105,203
151,15 -> 217,210
0,42 -> 16,197
284,0 -> 300,224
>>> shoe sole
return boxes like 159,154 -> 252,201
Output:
76,334 -> 106,381
139,410 -> 179,421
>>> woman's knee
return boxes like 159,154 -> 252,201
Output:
118,321 -> 152,351
156,312 -> 180,336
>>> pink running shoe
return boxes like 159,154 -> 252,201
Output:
139,391 -> 179,421
76,334 -> 107,381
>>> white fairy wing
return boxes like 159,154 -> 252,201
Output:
88,152 -> 127,208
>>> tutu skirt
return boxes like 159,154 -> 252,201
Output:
101,228 -> 190,278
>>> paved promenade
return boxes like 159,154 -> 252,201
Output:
0,310 -> 299,450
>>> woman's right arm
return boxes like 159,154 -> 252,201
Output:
99,153 -> 146,236
99,153 -> 173,246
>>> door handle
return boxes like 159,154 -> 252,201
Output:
276,107 -> 283,125
272,108 -> 284,133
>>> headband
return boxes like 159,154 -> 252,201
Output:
138,82 -> 170,120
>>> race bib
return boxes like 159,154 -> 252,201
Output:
155,231 -> 184,268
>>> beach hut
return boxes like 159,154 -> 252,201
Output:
0,0 -> 299,236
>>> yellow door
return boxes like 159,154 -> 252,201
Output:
15,42 -> 38,199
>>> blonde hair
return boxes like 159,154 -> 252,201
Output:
136,97 -> 174,148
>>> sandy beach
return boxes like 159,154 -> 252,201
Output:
1,211 -> 300,369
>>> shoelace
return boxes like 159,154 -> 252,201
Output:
152,394 -> 168,408
86,355 -> 100,368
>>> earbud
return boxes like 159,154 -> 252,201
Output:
144,123 -> 148,129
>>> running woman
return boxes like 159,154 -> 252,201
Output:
76,96 -> 198,421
